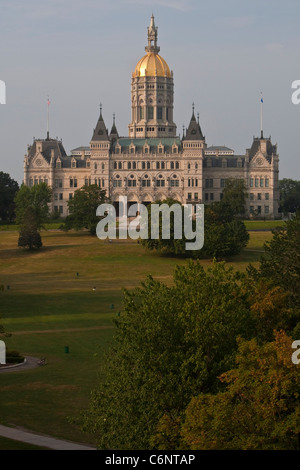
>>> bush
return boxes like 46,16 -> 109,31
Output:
6,350 -> 24,364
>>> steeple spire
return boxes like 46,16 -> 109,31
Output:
145,14 -> 160,54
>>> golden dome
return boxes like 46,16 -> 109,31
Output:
133,52 -> 171,78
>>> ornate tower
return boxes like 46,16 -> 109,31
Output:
128,15 -> 177,139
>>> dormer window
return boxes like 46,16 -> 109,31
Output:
71,158 -> 77,169
56,160 -> 62,169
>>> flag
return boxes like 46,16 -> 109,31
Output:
260,93 -> 263,103
47,99 -> 50,105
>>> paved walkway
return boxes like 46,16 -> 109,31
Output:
0,424 -> 96,450
0,356 -> 40,373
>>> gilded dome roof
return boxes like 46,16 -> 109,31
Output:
133,52 -> 171,78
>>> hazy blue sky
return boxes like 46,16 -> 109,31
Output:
1,0 -> 300,183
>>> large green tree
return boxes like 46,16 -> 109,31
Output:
82,261 -> 255,450
141,198 -> 249,260
221,178 -> 248,217
248,212 -> 300,310
65,185 -> 107,235
279,178 -> 300,214
181,331 -> 300,450
18,207 -> 43,250
0,172 -> 19,222
15,182 -> 52,230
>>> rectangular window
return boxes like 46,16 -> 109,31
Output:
139,107 -> 144,120
156,162 -> 160,169
265,178 -> 269,187
59,206 -> 63,214
69,193 -> 73,200
74,179 -> 77,188
147,162 -> 150,169
188,193 -> 192,200
255,178 -> 259,188
133,162 -> 136,170
257,206 -> 261,214
250,193 -> 254,201
55,179 -> 63,188
59,193 -> 63,201
194,193 -> 198,200
209,178 -> 213,188
220,179 -> 226,188
265,205 -> 269,214
161,161 -> 165,169
54,193 -> 58,201
258,193 -> 262,200
128,162 -> 132,170
205,193 -> 209,201
166,108 -> 169,120
157,107 -> 163,120
148,106 -> 153,119
260,178 -> 264,187
250,178 -> 254,187
175,162 -> 179,169
171,161 -> 174,169
210,193 -> 214,201
142,179 -> 150,187
142,161 -> 146,170
265,193 -> 269,200
118,162 -> 122,170
205,179 -> 209,189
250,205 -> 254,213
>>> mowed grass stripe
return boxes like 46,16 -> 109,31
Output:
12,326 -> 114,335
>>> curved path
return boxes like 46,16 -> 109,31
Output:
0,356 -> 41,373
0,424 -> 96,450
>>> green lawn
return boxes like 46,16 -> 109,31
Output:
243,219 -> 285,230
0,229 -> 271,447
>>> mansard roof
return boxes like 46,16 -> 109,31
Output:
247,137 -> 277,163
111,137 -> 181,153
203,154 -> 245,168
28,138 -> 67,163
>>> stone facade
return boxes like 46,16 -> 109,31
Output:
23,15 -> 279,219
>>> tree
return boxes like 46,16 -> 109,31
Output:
15,183 -> 52,230
0,172 -> 19,222
202,203 -> 249,259
181,331 -> 300,450
140,198 -> 186,256
18,207 -> 42,250
141,198 -> 249,260
249,212 -> 300,309
65,185 -> 107,235
279,178 -> 300,214
82,261 -> 255,450
221,178 -> 248,217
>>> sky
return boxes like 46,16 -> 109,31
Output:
1,0 -> 300,184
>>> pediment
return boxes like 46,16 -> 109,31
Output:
250,152 -> 269,168
31,152 -> 49,168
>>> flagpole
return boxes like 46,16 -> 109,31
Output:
47,95 -> 50,140
260,92 -> 263,139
